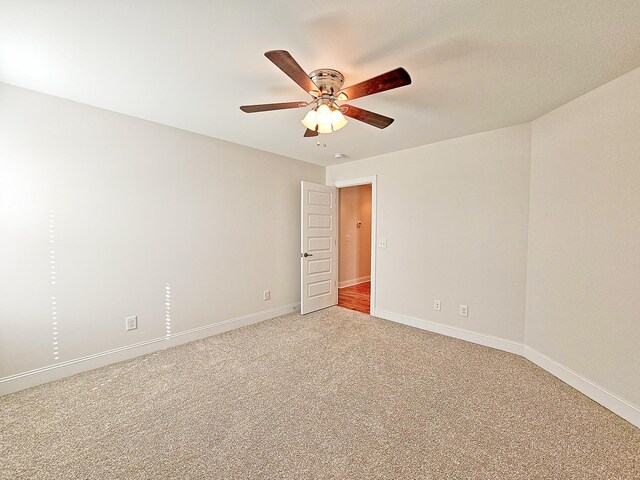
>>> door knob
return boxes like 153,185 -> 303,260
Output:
302,253 -> 313,257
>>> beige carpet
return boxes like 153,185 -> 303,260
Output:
1,307 -> 639,479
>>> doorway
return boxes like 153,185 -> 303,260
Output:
337,183 -> 372,314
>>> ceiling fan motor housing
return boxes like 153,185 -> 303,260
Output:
309,69 -> 344,95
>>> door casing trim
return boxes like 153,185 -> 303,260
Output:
330,175 -> 377,313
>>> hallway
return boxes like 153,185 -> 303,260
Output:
337,281 -> 370,314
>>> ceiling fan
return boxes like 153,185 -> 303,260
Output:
240,50 -> 411,138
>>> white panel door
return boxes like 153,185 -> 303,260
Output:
301,181 -> 337,314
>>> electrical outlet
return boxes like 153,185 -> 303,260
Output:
345,234 -> 350,242
434,300 -> 441,311
459,305 -> 468,317
263,290 -> 271,301
125,315 -> 137,331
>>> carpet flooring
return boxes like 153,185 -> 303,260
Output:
1,307 -> 639,479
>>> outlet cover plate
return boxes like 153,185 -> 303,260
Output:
126,315 -> 138,331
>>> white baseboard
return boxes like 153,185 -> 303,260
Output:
3,303 -> 638,429
338,276 -> 371,288
523,346 -> 640,428
372,308 -> 524,355
0,302 -> 300,396
372,308 -> 639,428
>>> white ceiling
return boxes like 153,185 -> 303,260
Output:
1,1 -> 639,166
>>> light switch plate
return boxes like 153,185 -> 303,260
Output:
378,239 -> 387,248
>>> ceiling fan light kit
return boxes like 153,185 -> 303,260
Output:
240,50 -> 411,140
301,101 -> 348,133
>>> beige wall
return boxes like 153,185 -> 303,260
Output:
0,83 -> 324,385
526,66 -> 640,406
338,185 -> 372,287
327,124 -> 532,343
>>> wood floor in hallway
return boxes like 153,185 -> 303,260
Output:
338,281 -> 370,314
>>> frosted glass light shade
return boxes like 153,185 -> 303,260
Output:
331,109 -> 348,131
316,104 -> 332,125
317,123 -> 333,134
301,109 -> 317,130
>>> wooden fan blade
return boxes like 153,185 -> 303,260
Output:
342,105 -> 394,129
240,101 -> 307,113
264,50 -> 318,94
339,67 -> 411,101
304,128 -> 318,137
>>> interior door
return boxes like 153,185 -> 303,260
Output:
301,181 -> 338,314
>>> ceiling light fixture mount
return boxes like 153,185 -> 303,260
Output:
309,69 -> 345,95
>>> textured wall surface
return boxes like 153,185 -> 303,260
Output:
328,124 -> 532,343
0,83 -> 324,378
526,66 -> 640,406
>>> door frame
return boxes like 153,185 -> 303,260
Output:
329,175 -> 377,314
